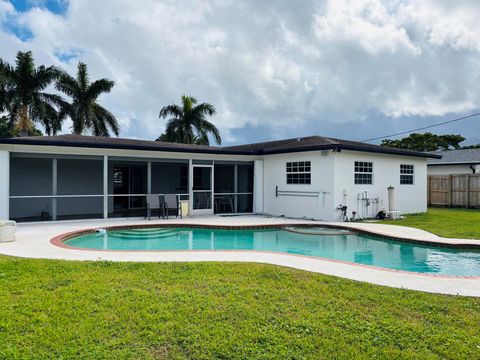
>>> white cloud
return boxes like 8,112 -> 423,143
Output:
1,0 -> 480,143
313,0 -> 420,56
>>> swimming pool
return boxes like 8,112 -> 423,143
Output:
63,226 -> 480,276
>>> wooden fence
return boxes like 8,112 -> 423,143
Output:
428,174 -> 480,208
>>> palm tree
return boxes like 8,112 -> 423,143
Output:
158,95 -> 221,145
0,51 -> 64,135
55,62 -> 119,137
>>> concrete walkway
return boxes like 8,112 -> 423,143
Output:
1,215 -> 480,297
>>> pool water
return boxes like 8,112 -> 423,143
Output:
64,227 -> 480,276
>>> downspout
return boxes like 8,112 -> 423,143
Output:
470,165 -> 476,174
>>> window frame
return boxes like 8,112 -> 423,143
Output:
286,161 -> 311,185
400,164 -> 414,185
354,161 -> 373,185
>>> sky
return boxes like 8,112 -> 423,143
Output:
1,0 -> 480,146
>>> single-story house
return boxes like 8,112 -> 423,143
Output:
428,148 -> 480,175
0,134 -> 440,222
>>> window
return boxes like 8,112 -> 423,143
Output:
400,164 -> 414,185
354,161 -> 373,184
286,161 -> 311,184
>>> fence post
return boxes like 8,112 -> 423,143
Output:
466,174 -> 470,208
427,175 -> 431,206
449,175 -> 453,207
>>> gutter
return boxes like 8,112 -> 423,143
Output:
428,162 -> 480,166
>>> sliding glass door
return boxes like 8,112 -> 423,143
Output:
110,163 -> 147,217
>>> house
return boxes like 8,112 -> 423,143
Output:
427,148 -> 480,175
0,135 -> 440,222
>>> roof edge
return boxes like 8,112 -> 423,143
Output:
428,161 -> 480,166
0,137 -> 441,158
0,138 -> 256,155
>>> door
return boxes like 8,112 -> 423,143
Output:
191,165 -> 213,215
112,164 -> 147,216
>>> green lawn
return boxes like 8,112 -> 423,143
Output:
381,208 -> 480,239
1,257 -> 480,359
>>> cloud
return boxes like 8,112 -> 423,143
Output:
1,0 -> 480,144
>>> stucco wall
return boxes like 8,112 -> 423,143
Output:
332,151 -> 427,220
262,150 -> 335,220
261,150 -> 428,221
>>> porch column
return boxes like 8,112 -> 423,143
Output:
188,159 -> 193,214
147,161 -> 152,194
51,158 -> 57,221
0,151 -> 9,220
253,160 -> 264,213
103,155 -> 108,219
234,164 -> 238,213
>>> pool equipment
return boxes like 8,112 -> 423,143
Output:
336,204 -> 349,222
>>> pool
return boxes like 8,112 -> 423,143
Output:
62,226 -> 480,276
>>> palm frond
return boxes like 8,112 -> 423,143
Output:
92,104 -> 119,137
196,119 -> 221,145
77,62 -> 89,92
55,72 -> 79,98
193,102 -> 216,117
87,78 -> 114,100
34,65 -> 62,91
159,104 -> 183,119
194,129 -> 210,145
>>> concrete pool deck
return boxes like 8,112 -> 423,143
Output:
1,215 -> 480,297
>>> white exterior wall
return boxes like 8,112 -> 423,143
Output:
262,150 -> 335,220
332,151 -> 427,221
253,160 -> 264,213
0,151 -> 9,220
261,150 -> 428,221
427,164 -> 479,175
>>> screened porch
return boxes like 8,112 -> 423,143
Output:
9,153 -> 254,222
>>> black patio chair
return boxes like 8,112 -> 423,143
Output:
161,194 -> 182,219
145,194 -> 161,220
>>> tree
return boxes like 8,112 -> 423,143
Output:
55,62 -> 119,137
0,51 -> 65,135
380,133 -> 465,152
0,115 -> 42,137
157,95 -> 220,145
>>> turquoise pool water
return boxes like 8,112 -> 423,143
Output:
64,227 -> 480,276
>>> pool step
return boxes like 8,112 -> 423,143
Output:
109,229 -> 182,240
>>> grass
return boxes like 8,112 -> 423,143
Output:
0,257 -> 480,359
381,207 -> 480,239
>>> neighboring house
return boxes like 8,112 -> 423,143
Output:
0,135 -> 439,222
427,149 -> 480,175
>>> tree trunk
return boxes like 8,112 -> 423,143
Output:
15,105 -> 33,136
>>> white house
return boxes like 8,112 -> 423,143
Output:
428,148 -> 480,175
0,134 -> 440,222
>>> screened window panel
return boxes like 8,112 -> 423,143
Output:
10,157 -> 52,196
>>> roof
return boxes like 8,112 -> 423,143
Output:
0,134 -> 441,158
427,148 -> 480,165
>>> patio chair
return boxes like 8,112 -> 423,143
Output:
194,192 -> 211,210
145,194 -> 161,220
214,194 -> 234,213
161,194 -> 182,219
